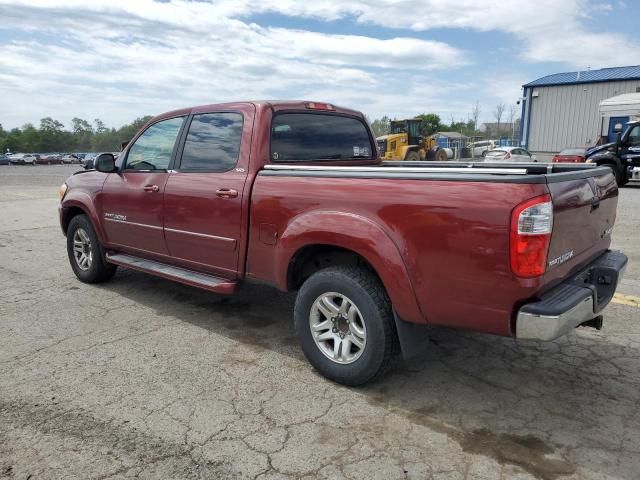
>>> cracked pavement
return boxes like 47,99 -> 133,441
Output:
1,165 -> 639,480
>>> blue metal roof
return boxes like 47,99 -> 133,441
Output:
524,65 -> 640,88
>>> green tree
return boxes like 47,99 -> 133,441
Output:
370,115 -> 391,137
72,118 -> 94,150
415,113 -> 442,136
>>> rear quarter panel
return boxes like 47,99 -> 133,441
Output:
248,174 -> 550,336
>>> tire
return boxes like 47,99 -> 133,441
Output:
405,151 -> 420,162
615,166 -> 629,187
66,214 -> 117,283
294,266 -> 398,386
481,150 -> 487,158
435,149 -> 448,162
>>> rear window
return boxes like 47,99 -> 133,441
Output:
487,150 -> 507,155
271,113 -> 373,161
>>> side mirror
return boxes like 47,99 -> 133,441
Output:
614,123 -> 623,133
95,153 -> 116,173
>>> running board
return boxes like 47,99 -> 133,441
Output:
106,253 -> 237,294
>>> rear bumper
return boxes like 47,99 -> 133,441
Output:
515,250 -> 628,341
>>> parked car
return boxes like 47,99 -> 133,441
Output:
82,153 -> 96,169
38,154 -> 64,165
552,148 -> 587,163
484,147 -> 537,163
468,140 -> 497,158
0,154 -> 10,165
59,100 -> 626,386
8,154 -> 25,165
61,154 -> 80,164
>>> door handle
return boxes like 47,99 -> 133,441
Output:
143,185 -> 160,192
216,188 -> 238,199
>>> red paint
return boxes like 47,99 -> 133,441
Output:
59,101 -> 620,339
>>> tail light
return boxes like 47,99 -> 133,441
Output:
306,102 -> 335,111
505,152 -> 511,160
510,195 -> 553,278
552,156 -> 559,163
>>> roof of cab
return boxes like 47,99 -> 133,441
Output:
152,101 -> 364,122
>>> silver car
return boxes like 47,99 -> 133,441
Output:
484,147 -> 537,163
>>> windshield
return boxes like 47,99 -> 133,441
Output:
271,113 -> 373,161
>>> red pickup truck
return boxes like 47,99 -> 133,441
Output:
59,101 -> 627,385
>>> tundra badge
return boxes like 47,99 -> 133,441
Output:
548,251 -> 574,268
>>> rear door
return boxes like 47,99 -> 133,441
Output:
163,106 -> 253,277
101,116 -> 185,255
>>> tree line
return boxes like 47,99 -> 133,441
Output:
0,116 -> 153,154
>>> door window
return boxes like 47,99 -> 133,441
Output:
627,125 -> 640,146
179,113 -> 243,171
125,116 -> 185,171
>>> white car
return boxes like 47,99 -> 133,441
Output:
22,154 -> 38,165
9,154 -> 37,165
484,147 -> 537,163
468,140 -> 497,158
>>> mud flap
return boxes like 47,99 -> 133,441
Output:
393,311 -> 430,359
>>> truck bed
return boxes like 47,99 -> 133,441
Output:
251,161 -> 618,336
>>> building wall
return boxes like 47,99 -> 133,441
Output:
525,80 -> 640,153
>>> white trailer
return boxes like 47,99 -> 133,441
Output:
599,93 -> 640,142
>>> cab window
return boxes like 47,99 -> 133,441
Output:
179,113 -> 243,171
271,113 -> 373,161
125,117 -> 184,171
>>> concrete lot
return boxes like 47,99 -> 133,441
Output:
1,165 -> 639,480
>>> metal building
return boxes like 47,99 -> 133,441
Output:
520,65 -> 640,157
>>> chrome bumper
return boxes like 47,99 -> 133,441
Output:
516,250 -> 627,341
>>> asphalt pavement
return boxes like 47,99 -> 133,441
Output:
1,165 -> 639,480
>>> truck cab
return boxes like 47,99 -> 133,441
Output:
586,120 -> 640,185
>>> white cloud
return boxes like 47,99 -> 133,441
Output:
0,0 -> 638,129
0,0 -> 472,127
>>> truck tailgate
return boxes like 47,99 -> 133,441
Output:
544,168 -> 618,286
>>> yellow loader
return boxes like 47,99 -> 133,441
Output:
376,119 -> 448,161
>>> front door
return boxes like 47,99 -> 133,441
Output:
163,110 -> 250,277
101,116 -> 185,256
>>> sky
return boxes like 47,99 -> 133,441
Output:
0,0 -> 639,130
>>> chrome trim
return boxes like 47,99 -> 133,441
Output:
103,217 -> 163,231
516,297 -> 594,341
164,227 -> 236,245
264,165 -> 528,175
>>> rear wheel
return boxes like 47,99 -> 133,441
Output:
435,149 -> 448,161
66,214 -> 117,283
294,266 -> 398,386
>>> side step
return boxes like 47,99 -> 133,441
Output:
106,253 -> 237,294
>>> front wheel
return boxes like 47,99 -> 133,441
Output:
66,214 -> 117,283
294,266 -> 398,386
405,151 -> 420,162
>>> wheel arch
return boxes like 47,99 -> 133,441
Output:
277,211 -> 424,323
60,194 -> 107,243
